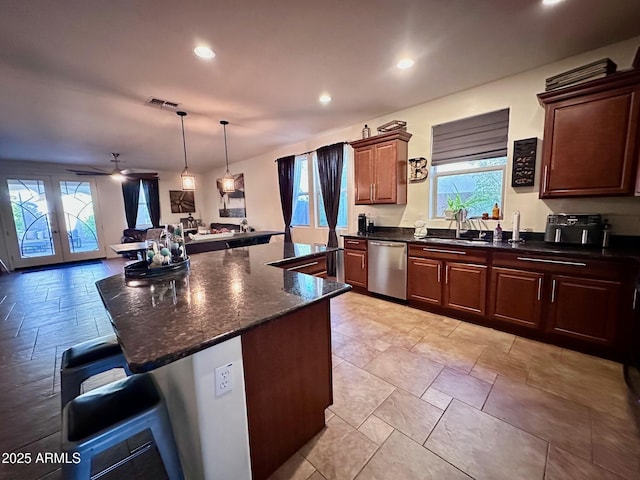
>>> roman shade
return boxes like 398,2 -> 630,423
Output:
431,108 -> 510,166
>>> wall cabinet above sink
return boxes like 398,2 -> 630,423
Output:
537,69 -> 640,198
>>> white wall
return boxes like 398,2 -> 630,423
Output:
206,36 -> 640,244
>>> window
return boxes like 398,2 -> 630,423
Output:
430,109 -> 509,218
315,157 -> 348,228
291,150 -> 348,228
291,155 -> 309,226
136,182 -> 152,228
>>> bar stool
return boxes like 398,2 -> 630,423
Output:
60,335 -> 132,409
61,372 -> 184,480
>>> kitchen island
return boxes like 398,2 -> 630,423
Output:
95,242 -> 350,480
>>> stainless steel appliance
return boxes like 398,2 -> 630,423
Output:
368,240 -> 407,300
358,214 -> 367,235
544,214 -> 603,246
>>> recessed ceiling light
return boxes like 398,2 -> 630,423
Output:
194,46 -> 215,59
542,0 -> 564,5
319,94 -> 332,104
397,58 -> 415,70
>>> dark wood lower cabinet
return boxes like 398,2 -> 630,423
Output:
489,267 -> 544,329
547,274 -> 621,345
344,249 -> 367,288
444,262 -> 487,316
407,257 -> 442,304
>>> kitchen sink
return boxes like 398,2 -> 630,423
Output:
421,237 -> 490,245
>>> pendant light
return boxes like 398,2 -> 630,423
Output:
177,111 -> 195,191
220,120 -> 235,193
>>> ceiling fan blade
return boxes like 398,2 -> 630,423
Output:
66,169 -> 111,176
126,173 -> 159,179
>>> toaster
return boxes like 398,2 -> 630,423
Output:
544,214 -> 603,246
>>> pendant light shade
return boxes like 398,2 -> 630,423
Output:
177,111 -> 195,191
220,120 -> 235,193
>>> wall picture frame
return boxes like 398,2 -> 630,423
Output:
511,138 -> 538,187
170,190 -> 196,213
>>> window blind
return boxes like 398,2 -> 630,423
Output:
431,108 -> 510,166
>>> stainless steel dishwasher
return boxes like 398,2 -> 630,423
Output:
367,240 -> 407,300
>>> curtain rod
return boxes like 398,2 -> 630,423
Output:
275,141 -> 350,161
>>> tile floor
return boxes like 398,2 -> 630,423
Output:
1,260 -> 639,479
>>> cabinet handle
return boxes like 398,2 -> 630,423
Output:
634,289 -> 638,310
370,242 -> 404,247
537,277 -> 542,301
551,279 -> 557,303
287,261 -> 319,271
346,240 -> 360,245
361,255 -> 365,270
445,265 -> 449,284
422,247 -> 467,255
543,165 -> 548,193
516,257 -> 586,267
438,264 -> 441,283
370,184 -> 373,200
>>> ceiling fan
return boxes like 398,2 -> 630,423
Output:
67,153 -> 158,180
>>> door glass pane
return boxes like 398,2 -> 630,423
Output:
7,179 -> 55,258
59,180 -> 99,253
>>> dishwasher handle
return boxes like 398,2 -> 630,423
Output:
369,241 -> 406,247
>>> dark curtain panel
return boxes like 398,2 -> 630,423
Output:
121,179 -> 141,229
142,179 -> 161,227
316,142 -> 345,276
277,155 -> 296,242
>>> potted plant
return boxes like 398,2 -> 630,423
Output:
444,187 -> 483,219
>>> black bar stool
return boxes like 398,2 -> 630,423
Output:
61,373 -> 184,479
60,335 -> 132,410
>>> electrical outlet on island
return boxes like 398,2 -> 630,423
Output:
215,362 -> 234,397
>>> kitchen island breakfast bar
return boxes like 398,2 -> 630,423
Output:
95,242 -> 350,480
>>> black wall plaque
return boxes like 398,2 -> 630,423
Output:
511,138 -> 537,187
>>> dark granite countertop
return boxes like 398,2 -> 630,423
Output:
96,242 -> 349,373
342,231 -> 640,261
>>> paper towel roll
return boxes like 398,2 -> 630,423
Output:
512,211 -> 520,242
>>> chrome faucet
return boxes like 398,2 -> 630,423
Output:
454,209 -> 469,238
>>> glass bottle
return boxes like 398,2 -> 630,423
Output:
362,124 -> 371,138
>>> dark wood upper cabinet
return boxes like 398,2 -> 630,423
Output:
538,69 -> 640,198
350,130 -> 412,204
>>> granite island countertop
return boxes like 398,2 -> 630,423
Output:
96,242 -> 349,372
342,231 -> 640,262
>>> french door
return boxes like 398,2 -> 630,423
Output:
0,175 -> 106,269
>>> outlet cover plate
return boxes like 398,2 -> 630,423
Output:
215,362 -> 233,397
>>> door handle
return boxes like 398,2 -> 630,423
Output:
361,255 -> 365,270
551,279 -> 557,303
445,265 -> 449,284
438,264 -> 441,283
537,277 -> 542,301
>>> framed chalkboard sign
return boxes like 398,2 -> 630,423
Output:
511,138 -> 538,187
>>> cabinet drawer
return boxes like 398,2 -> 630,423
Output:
279,255 -> 327,276
492,252 -> 624,280
409,244 -> 488,263
343,238 -> 367,251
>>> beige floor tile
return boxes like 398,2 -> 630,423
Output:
333,317 -> 391,341
591,409 -> 640,480
483,376 -> 592,459
527,355 -> 634,421
268,452 -> 317,480
560,349 -> 622,377
372,311 -> 424,333
429,367 -> 492,409
331,361 -> 395,428
545,445 -> 624,480
356,430 -> 471,480
325,409 -> 335,423
475,347 -> 530,382
425,400 -> 548,480
411,334 -> 485,374
332,355 -> 344,367
469,364 -> 498,384
364,347 -> 444,396
300,414 -> 377,480
357,415 -> 393,445
421,387 -> 453,410
332,337 -> 385,368
373,389 -> 444,444
508,337 -> 562,362
410,314 -> 460,338
448,322 -> 515,353
375,328 -> 422,350
308,472 -> 327,480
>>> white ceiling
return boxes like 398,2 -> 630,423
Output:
1,0 -> 640,174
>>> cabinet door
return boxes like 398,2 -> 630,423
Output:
372,141 -> 397,203
444,262 -> 487,316
354,147 -> 374,204
344,249 -> 367,288
547,275 -> 620,345
540,86 -> 640,197
408,257 -> 442,305
489,267 -> 543,329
